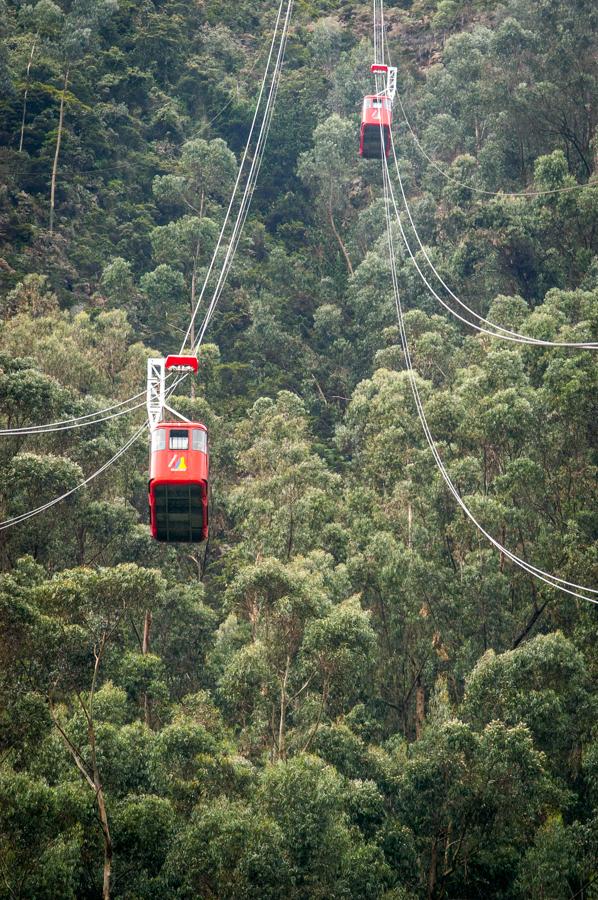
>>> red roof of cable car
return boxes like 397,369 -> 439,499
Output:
164,354 -> 199,372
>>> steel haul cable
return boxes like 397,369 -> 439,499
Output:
382,156 -> 597,604
375,0 -> 597,604
377,1 -> 597,350
387,131 -> 598,350
187,0 -> 293,351
396,91 -> 597,198
181,0 -> 291,351
0,0 -> 293,529
192,1 -> 292,349
0,398 -> 146,436
0,425 -> 146,530
0,0 -> 290,438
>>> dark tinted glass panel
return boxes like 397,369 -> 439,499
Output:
170,429 -> 188,450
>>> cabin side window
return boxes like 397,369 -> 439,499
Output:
192,429 -> 207,452
152,429 -> 166,452
169,429 -> 189,450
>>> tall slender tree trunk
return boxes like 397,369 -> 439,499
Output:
302,678 -> 329,754
51,633 -> 116,900
142,610 -> 152,655
49,67 -> 69,236
96,779 -> 113,900
19,35 -> 37,153
327,195 -> 353,276
88,639 -> 113,900
428,838 -> 438,900
142,610 -> 152,726
277,657 -> 290,761
415,675 -> 425,739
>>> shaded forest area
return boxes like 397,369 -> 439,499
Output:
0,0 -> 597,896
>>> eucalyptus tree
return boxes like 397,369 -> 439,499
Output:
462,632 -> 596,778
394,718 -> 558,899
20,0 -> 118,233
219,553 -> 375,760
4,563 -> 167,900
148,137 -> 237,347
230,391 -> 341,562
258,754 -> 390,898
298,115 -> 361,277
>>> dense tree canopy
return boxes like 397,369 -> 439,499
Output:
0,0 -> 596,896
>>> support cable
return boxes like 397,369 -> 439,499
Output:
374,0 -> 597,602
0,0 -> 292,529
0,390 -> 145,435
0,398 -> 146,436
382,156 -> 597,603
396,92 -> 597,198
387,131 -> 598,350
0,425 -> 146,530
180,0 -> 290,351
193,3 -> 291,349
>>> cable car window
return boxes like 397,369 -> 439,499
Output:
152,429 -> 166,452
169,429 -> 189,450
192,429 -> 207,452
372,98 -> 382,107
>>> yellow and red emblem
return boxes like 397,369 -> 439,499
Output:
168,454 -> 187,472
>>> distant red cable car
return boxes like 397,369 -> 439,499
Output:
359,95 -> 392,159
148,421 -> 209,542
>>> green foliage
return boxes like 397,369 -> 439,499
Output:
462,632 -> 596,770
165,798 -> 291,899
0,0 -> 597,896
0,770 -> 84,899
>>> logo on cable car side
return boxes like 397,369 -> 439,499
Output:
168,454 -> 187,472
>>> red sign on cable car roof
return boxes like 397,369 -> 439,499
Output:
165,354 -> 198,373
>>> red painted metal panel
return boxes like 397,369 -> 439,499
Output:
361,95 -> 392,127
359,96 -> 392,159
148,422 -> 209,542
164,354 -> 199,372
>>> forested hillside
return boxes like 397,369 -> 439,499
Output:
1,0 -> 597,895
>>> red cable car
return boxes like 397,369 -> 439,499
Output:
359,95 -> 392,159
148,421 -> 209,542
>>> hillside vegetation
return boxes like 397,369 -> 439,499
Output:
0,0 -> 597,896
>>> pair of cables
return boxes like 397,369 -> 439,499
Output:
182,0 -> 293,352
0,0 -> 293,530
395,91 -> 596,199
382,152 -> 597,605
387,129 -> 598,350
374,0 -> 597,604
0,392 -> 146,437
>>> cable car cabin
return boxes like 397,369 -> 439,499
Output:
148,422 -> 208,543
359,95 -> 392,159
